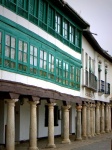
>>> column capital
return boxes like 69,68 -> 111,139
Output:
62,105 -> 71,110
47,102 -> 56,107
76,105 -> 82,111
5,99 -> 18,106
28,100 -> 40,106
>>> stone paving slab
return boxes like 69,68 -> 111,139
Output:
2,132 -> 112,150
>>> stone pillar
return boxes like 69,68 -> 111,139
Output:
28,101 -> 39,150
62,105 -> 71,144
6,99 -> 18,150
95,102 -> 100,135
105,103 -> 109,133
46,103 -> 56,148
93,104 -> 96,136
82,103 -> 87,139
101,102 -> 105,134
87,103 -> 91,138
90,104 -> 94,137
108,104 -> 111,132
76,105 -> 82,141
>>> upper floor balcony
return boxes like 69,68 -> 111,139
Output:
82,69 -> 97,91
98,80 -> 110,96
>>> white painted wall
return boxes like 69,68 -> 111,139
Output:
20,99 -> 30,141
81,36 -> 111,102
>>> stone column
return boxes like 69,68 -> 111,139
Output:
28,101 -> 39,150
82,103 -> 87,139
87,103 -> 91,138
6,99 -> 18,150
101,102 -> 105,134
46,103 -> 56,148
95,102 -> 100,135
108,104 -> 111,132
90,104 -> 94,137
105,103 -> 109,133
93,104 -> 96,136
62,105 -> 71,144
76,105 -> 82,141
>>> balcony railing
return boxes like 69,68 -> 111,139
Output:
82,69 -> 97,91
98,80 -> 110,96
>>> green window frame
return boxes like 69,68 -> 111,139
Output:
39,49 -> 47,77
55,13 -> 61,34
48,53 -> 55,80
69,25 -> 75,44
30,45 -> 38,75
4,34 -> 16,69
63,19 -> 68,39
63,62 -> 69,85
70,65 -> 75,87
18,40 -> 28,72
29,0 -> 38,17
39,0 -> 47,24
56,58 -> 62,83
76,67 -> 80,89
18,0 -> 28,11
0,31 -> 2,65
48,6 -> 54,29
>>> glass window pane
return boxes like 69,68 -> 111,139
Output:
49,54 -> 51,62
19,51 -> 22,61
44,61 -> 46,69
24,43 -> 27,52
11,48 -> 15,59
40,50 -> 43,59
0,44 -> 1,55
34,57 -> 37,66
23,53 -> 27,63
19,41 -> 22,50
11,37 -> 15,48
44,52 -> 47,60
6,35 -> 10,46
5,46 -> 10,57
40,59 -> 43,68
30,55 -> 33,65
30,45 -> 33,55
34,47 -> 37,56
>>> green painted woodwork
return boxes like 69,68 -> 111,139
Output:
0,0 -> 82,53
0,16 -> 81,91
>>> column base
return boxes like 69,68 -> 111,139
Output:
28,147 -> 39,150
46,144 -> 56,148
101,131 -> 105,134
82,135 -> 87,140
105,130 -> 109,133
62,139 -> 71,144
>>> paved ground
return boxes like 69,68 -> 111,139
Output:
1,132 -> 112,150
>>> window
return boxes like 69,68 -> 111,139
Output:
70,65 -> 75,87
0,32 -> 2,65
5,34 -> 16,69
76,68 -> 80,89
18,0 -> 28,11
40,50 -> 47,77
30,45 -> 38,74
18,40 -> 28,71
45,105 -> 59,127
85,53 -> 88,70
48,54 -> 54,80
48,7 -> 54,29
89,56 -> 91,72
92,59 -> 95,73
55,13 -> 61,34
63,20 -> 68,39
76,29 -> 80,47
39,0 -> 47,24
56,58 -> 62,83
29,0 -> 38,17
69,25 -> 74,44
63,62 -> 69,85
